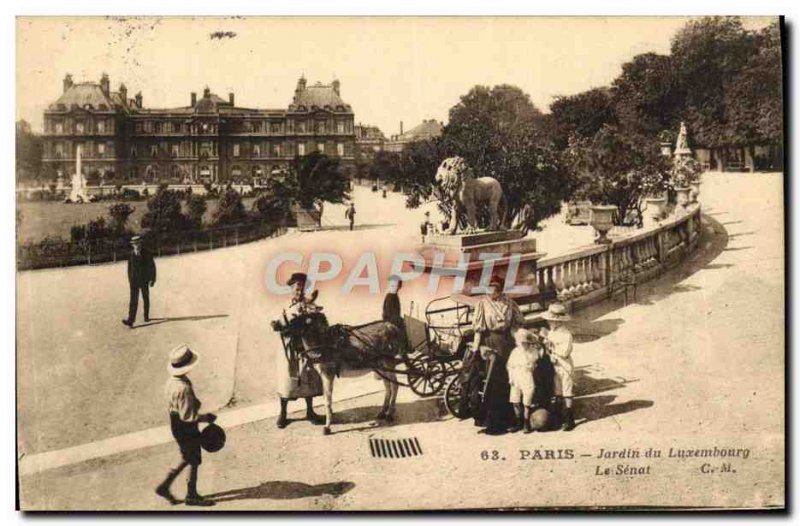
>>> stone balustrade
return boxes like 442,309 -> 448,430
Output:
530,204 -> 702,316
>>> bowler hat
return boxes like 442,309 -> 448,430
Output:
167,344 -> 199,376
200,423 -> 226,453
286,272 -> 308,286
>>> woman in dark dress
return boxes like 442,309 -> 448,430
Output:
471,276 -> 524,435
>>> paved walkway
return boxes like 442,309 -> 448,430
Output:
17,173 -> 784,509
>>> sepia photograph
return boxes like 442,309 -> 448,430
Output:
14,14 -> 785,511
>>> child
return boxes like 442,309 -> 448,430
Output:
542,303 -> 576,431
507,328 -> 539,433
156,344 -> 217,506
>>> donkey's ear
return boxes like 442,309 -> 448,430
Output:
309,290 -> 319,302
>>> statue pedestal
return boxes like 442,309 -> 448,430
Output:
419,230 -> 546,297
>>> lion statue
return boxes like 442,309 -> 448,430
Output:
435,156 -> 506,234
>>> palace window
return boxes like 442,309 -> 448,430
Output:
337,121 -> 345,134
172,144 -> 180,158
317,143 -> 325,153
253,144 -> 261,157
298,121 -> 306,133
233,144 -> 240,157
76,121 -> 84,134
144,121 -> 153,133
55,142 -> 64,158
252,122 -> 262,133
97,120 -> 106,134
317,122 -> 326,134
55,122 -> 63,134
150,145 -> 158,157
272,122 -> 281,134
97,143 -> 106,157
298,143 -> 306,156
337,143 -> 344,157
273,144 -> 281,157
130,145 -> 137,158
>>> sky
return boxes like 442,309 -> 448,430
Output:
16,16 -> 776,135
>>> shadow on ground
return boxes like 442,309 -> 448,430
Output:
207,481 -> 355,502
132,314 -> 229,329
572,365 -> 639,397
319,223 -> 395,232
573,395 -> 654,429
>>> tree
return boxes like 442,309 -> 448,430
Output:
16,120 -> 43,184
141,187 -> 186,233
565,125 -> 671,225
368,151 -> 402,186
212,188 -> 248,226
252,177 -> 293,224
108,203 -> 136,236
185,195 -> 207,229
440,84 -> 572,226
611,53 -> 681,137
549,88 -> 617,149
287,152 -> 351,211
395,138 -> 448,209
670,16 -> 755,148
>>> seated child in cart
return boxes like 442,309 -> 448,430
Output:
507,328 -> 541,433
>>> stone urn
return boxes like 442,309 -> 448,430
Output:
590,205 -> 617,244
675,187 -> 691,210
645,196 -> 668,224
689,180 -> 701,203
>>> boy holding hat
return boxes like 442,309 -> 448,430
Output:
156,344 -> 217,506
122,235 -> 156,328
542,303 -> 576,431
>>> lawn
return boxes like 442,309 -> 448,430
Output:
17,198 -> 258,244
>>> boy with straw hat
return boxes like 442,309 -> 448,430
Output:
156,344 -> 217,506
542,303 -> 576,431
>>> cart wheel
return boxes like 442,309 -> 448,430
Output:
407,355 -> 446,397
444,375 -> 467,418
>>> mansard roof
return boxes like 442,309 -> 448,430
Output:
289,81 -> 352,112
48,82 -> 122,112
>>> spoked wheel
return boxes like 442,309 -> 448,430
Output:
406,355 -> 446,397
444,375 -> 468,418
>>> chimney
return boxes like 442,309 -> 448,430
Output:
191,92 -> 197,107
332,79 -> 340,95
400,121 -> 404,136
229,92 -> 235,106
63,73 -> 73,93
203,86 -> 211,98
119,83 -> 128,105
100,73 -> 110,97
135,92 -> 143,108
296,75 -> 307,92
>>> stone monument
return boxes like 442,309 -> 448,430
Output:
420,156 -> 545,298
67,145 -> 91,203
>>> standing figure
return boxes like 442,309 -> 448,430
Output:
345,203 -> 356,231
382,275 -> 405,332
275,272 -> 324,429
420,211 -> 432,243
122,235 -> 156,328
471,276 -> 524,435
542,303 -> 576,431
506,328 -> 539,433
155,344 -> 217,507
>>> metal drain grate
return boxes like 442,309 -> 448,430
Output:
369,437 -> 423,458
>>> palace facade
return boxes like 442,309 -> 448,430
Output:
42,74 -> 357,184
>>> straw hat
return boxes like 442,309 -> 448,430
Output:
514,328 -> 536,346
130,235 -> 143,245
167,344 -> 199,376
541,303 -> 572,322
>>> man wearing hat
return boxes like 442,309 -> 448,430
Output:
122,235 -> 157,328
275,272 -> 324,429
542,303 -> 576,431
345,203 -> 357,231
156,344 -> 217,506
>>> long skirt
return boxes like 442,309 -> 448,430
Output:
476,330 -> 515,433
275,340 -> 323,400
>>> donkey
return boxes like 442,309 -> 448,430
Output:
274,312 -> 408,435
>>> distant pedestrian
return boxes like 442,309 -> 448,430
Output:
420,211 -> 432,243
122,235 -> 156,328
155,344 -> 217,506
345,203 -> 356,231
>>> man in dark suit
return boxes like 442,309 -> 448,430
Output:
122,235 -> 156,328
